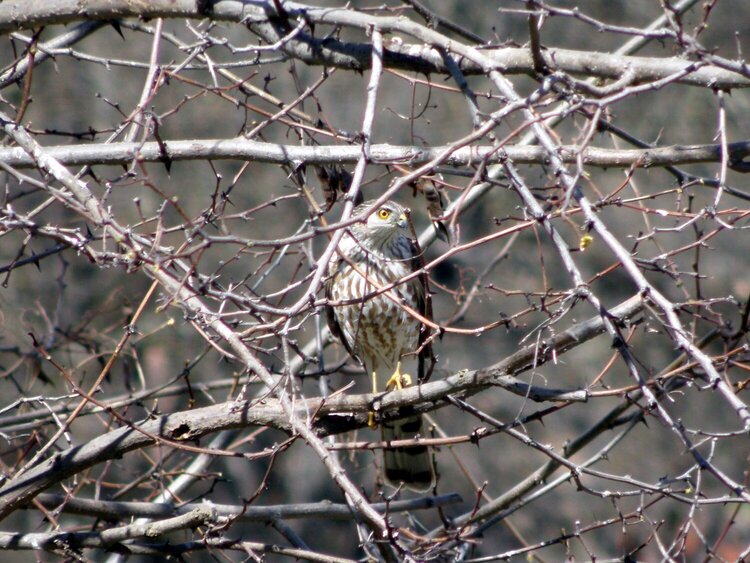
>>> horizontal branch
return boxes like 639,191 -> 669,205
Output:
0,507 -> 215,550
255,19 -> 750,90
0,295 -> 642,520
33,492 -> 461,521
260,2 -> 750,89
0,1 -> 748,89
0,508 -> 357,562
1,138 -> 748,171
126,540 -> 356,562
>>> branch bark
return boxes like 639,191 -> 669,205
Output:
1,138 -> 748,171
33,492 -> 462,521
1,1 -> 748,89
0,507 -> 216,550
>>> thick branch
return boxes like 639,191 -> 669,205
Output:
32,492 -> 461,521
1,138 -> 748,171
0,1 -> 748,89
0,507 -> 216,550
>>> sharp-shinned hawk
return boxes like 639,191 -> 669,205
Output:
325,200 -> 435,491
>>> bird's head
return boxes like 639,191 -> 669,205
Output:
353,200 -> 410,244
332,200 -> 414,263
336,200 -> 414,258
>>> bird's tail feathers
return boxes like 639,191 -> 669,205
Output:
381,407 -> 434,492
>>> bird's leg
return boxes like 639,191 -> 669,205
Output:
385,361 -> 412,391
368,369 -> 377,428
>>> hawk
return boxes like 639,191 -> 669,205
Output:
325,200 -> 435,491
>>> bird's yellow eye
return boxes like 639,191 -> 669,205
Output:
377,208 -> 391,220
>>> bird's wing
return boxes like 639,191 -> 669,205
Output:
410,236 -> 436,382
324,257 -> 356,360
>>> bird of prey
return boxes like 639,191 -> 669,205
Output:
325,200 -> 435,491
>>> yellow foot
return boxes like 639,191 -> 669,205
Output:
385,362 -> 413,391
368,411 -> 376,429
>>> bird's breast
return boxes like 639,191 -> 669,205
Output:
330,258 -> 420,364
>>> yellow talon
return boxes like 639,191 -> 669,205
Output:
370,363 -> 413,427
385,362 -> 412,391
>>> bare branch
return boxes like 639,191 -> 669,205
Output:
1,1 -> 749,88
33,492 -> 462,521
1,138 -> 749,171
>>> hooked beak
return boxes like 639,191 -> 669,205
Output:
397,213 -> 408,229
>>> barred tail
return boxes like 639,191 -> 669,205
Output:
381,410 -> 434,492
